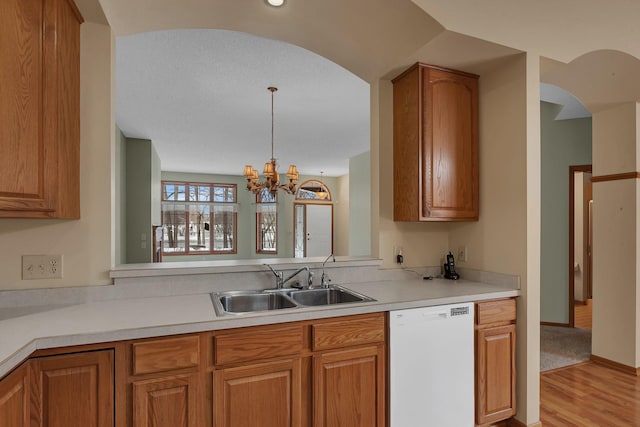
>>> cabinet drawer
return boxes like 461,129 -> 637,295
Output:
132,335 -> 200,375
215,325 -> 304,366
312,314 -> 385,351
476,299 -> 516,326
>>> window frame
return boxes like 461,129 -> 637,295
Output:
161,181 -> 237,256
256,188 -> 278,254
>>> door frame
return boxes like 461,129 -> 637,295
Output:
568,164 -> 592,327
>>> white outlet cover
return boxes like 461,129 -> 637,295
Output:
22,255 -> 63,280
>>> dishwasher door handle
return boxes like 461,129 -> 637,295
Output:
422,311 -> 448,320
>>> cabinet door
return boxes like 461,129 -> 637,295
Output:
0,363 -> 29,427
133,373 -> 199,427
313,345 -> 384,427
0,0 -> 81,218
476,324 -> 516,425
30,350 -> 114,427
423,67 -> 479,220
214,358 -> 302,427
0,0 -> 50,214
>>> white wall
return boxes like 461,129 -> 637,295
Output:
591,102 -> 640,367
449,53 -> 539,425
375,79 -> 450,270
335,174 -> 350,256
0,23 -> 113,290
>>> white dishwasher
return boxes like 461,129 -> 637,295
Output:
390,302 -> 475,427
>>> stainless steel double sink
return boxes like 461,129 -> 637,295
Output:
211,285 -> 375,316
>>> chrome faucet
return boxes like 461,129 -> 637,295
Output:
264,264 -> 313,289
282,266 -> 312,289
264,263 -> 284,288
320,253 -> 335,288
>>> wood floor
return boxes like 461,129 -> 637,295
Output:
540,362 -> 640,426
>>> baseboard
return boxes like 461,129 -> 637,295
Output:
541,360 -> 591,375
590,354 -> 640,376
477,417 -> 541,427
540,321 -> 570,327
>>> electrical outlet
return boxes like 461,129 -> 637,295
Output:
22,255 -> 63,280
457,246 -> 467,262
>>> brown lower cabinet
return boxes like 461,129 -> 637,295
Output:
211,313 -> 385,427
31,350 -> 115,427
475,298 -> 517,426
132,373 -> 200,427
119,335 -> 203,427
214,358 -> 303,427
0,362 -> 29,426
313,345 -> 385,427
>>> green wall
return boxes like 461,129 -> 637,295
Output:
115,127 -> 127,265
540,101 -> 592,324
350,151 -> 371,256
125,138 -> 161,263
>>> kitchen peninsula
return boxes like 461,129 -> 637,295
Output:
0,258 -> 519,426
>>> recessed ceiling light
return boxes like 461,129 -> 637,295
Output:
266,0 -> 285,6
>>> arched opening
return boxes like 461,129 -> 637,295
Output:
115,29 -> 368,262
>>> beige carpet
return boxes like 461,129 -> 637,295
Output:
540,325 -> 591,372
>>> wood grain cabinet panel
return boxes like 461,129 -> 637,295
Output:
393,63 -> 479,222
133,373 -> 199,427
0,0 -> 82,218
214,358 -> 302,427
313,346 -> 385,427
476,298 -> 516,326
30,350 -> 114,427
133,336 -> 200,375
0,363 -> 29,427
312,314 -> 385,351
215,325 -> 304,366
475,299 -> 517,426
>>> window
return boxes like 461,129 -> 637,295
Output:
295,179 -> 332,201
161,181 -> 237,255
256,188 -> 277,253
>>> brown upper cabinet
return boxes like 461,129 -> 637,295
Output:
0,0 -> 83,218
392,63 -> 479,221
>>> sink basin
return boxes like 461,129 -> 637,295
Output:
213,291 -> 297,315
287,286 -> 374,306
211,286 -> 375,316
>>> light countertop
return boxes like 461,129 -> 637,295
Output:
0,278 -> 519,378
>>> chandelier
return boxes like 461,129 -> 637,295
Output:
243,87 -> 299,195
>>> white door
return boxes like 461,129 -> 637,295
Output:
295,204 -> 332,257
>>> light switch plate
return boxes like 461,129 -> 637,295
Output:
22,255 -> 63,280
457,246 -> 467,262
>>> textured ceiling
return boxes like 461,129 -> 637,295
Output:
116,29 -> 371,177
